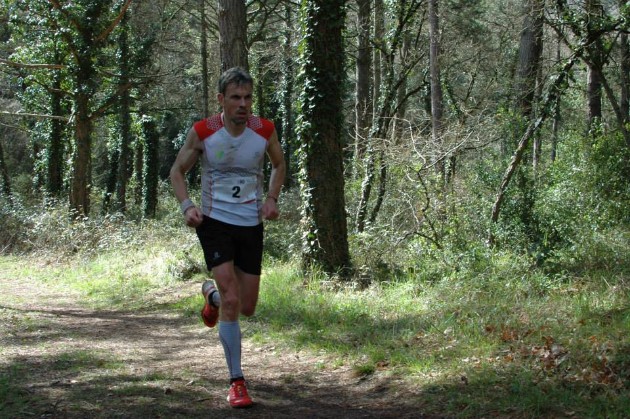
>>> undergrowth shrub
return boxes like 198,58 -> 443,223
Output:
263,188 -> 301,262
534,131 -> 630,273
163,243 -> 205,281
0,193 -> 186,258
545,228 -> 630,275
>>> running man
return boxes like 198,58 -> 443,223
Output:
170,67 -> 285,408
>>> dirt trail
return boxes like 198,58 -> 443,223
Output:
0,274 -> 435,418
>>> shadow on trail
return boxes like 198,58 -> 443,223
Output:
0,303 -> 441,419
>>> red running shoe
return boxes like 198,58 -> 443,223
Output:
200,280 -> 219,328
227,379 -> 253,408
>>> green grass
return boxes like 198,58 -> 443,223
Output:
0,365 -> 33,415
1,235 -> 629,418
246,262 -> 629,417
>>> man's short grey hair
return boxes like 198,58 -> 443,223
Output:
218,67 -> 253,95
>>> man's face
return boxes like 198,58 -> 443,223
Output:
218,82 -> 253,126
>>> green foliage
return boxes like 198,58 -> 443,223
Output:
532,131 -> 630,271
0,192 -> 184,257
262,188 -> 302,262
0,365 -> 33,415
141,114 -> 159,219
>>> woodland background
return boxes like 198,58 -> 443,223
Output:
1,1 -> 629,417
1,0 -> 629,277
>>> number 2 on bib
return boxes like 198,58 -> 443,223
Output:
212,176 -> 257,203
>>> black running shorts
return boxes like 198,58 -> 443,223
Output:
195,216 -> 264,276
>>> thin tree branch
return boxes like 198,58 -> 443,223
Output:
0,111 -> 69,121
96,0 -> 134,43
0,58 -> 65,70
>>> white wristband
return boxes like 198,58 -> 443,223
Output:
180,198 -> 195,215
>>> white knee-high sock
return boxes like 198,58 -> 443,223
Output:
218,320 -> 243,380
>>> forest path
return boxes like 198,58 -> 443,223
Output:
0,272 -> 432,418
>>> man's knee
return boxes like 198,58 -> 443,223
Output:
240,305 -> 256,317
220,292 -> 240,313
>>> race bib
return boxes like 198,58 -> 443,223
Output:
211,176 -> 257,203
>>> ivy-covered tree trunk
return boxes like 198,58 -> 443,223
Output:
0,139 -> 11,197
619,6 -> 630,149
393,33 -> 410,145
141,115 -> 159,218
47,58 -> 65,196
280,4 -> 295,188
102,125 -> 120,214
297,0 -> 351,277
70,86 -> 94,216
218,0 -> 248,71
620,31 -> 629,126
586,0 -> 604,130
355,0 -> 372,161
115,9 -> 132,214
200,0 -> 209,117
373,0 -> 384,125
134,137 -> 144,206
551,38 -> 561,162
428,0 -> 444,178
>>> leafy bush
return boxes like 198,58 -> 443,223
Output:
534,131 -> 630,271
0,194 -> 23,253
262,188 -> 302,262
0,193 -> 187,258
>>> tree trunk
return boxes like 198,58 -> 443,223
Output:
134,138 -> 144,206
586,0 -> 604,129
355,0 -> 372,161
0,139 -> 11,198
47,55 -> 65,196
298,0 -> 350,277
70,91 -> 93,216
218,0 -> 249,71
200,0 -> 209,117
619,1 -> 630,149
369,29 -> 411,224
513,0 -> 544,173
255,58 -> 265,116
141,115 -> 159,218
587,63 -> 603,127
368,149 -> 386,225
48,0 -> 133,217
428,0 -> 444,178
115,9 -> 132,213
621,32 -> 629,125
551,38 -> 561,162
393,32 -> 410,144
514,0 -> 544,119
281,4 -> 295,188
373,0 -> 384,125
102,128 -> 119,214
